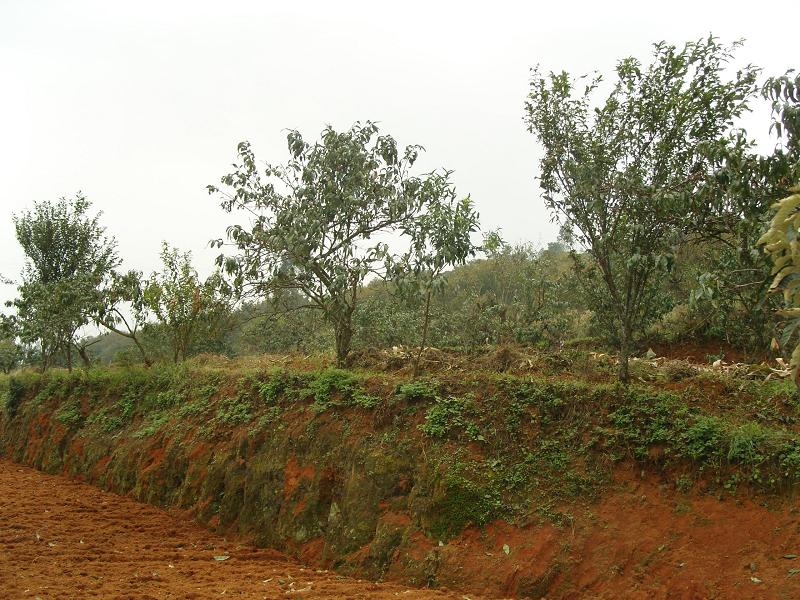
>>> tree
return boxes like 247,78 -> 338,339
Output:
94,270 -> 152,365
12,194 -> 119,371
0,314 -> 21,374
687,71 -> 800,356
758,186 -> 800,386
142,243 -> 233,363
210,121 -> 466,367
524,37 -> 759,381
764,70 -> 800,158
391,195 -> 479,375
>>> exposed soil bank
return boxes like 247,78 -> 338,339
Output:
0,459 -> 474,599
3,361 -> 800,598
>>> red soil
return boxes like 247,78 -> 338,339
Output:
559,467 -> 800,599
0,459 -> 480,600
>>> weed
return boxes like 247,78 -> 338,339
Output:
214,394 -> 253,426
4,377 -> 26,418
682,415 -> 726,463
419,395 -> 472,438
257,368 -> 290,404
55,399 -> 83,428
134,412 -> 172,438
396,380 -> 440,403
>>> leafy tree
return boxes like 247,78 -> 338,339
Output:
0,340 -> 20,374
524,37 -> 759,381
142,243 -> 233,363
431,241 -> 583,350
764,70 -> 800,157
11,194 -> 119,371
94,270 -> 153,365
0,314 -> 20,373
391,195 -> 479,375
758,186 -> 800,386
687,72 -> 800,355
210,121 -> 466,366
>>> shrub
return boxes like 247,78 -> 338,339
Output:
420,395 -> 472,438
396,380 -> 440,402
682,415 -> 726,463
4,377 -> 26,418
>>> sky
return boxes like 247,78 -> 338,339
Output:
1,0 -> 797,308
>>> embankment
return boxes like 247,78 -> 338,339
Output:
2,354 -> 800,598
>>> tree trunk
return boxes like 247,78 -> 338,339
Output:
77,345 -> 91,368
618,321 -> 632,384
40,341 -> 48,373
65,342 -> 73,373
131,336 -> 152,367
334,311 -> 353,368
413,288 -> 433,378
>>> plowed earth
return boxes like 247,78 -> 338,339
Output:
0,460 -> 478,600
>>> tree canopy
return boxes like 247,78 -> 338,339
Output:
210,121 -> 474,365
524,37 -> 760,381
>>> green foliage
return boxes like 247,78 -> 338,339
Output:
396,380 -> 440,402
142,243 -> 233,363
763,70 -> 800,157
525,37 -> 760,381
94,269 -> 152,365
257,368 -> 290,404
3,377 -> 26,418
760,187 -> 800,384
303,368 -> 379,412
0,338 -> 21,374
607,385 -> 799,485
419,395 -> 473,438
55,399 -> 83,428
214,394 -> 253,426
210,121 -> 474,366
682,416 -> 726,462
11,194 -> 120,370
429,462 -> 503,540
389,195 -> 480,373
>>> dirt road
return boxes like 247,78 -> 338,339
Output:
0,459 -> 476,599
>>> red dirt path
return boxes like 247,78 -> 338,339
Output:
0,460 -> 479,600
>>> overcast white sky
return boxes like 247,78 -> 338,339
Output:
1,0 -> 797,307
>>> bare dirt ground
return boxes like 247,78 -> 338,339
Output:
0,460 -> 478,600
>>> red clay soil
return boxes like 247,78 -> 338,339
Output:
0,460 -> 481,600
560,467 -> 800,599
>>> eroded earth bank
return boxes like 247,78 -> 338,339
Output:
3,352 -> 800,598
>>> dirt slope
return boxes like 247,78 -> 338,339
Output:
0,459 -> 478,600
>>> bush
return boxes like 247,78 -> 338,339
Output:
4,377 -> 26,418
420,395 -> 472,438
396,380 -> 440,402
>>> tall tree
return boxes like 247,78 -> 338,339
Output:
524,37 -> 759,381
12,194 -> 119,371
210,121 -> 467,366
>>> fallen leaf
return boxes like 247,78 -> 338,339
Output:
213,555 -> 230,561
503,544 -> 510,555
